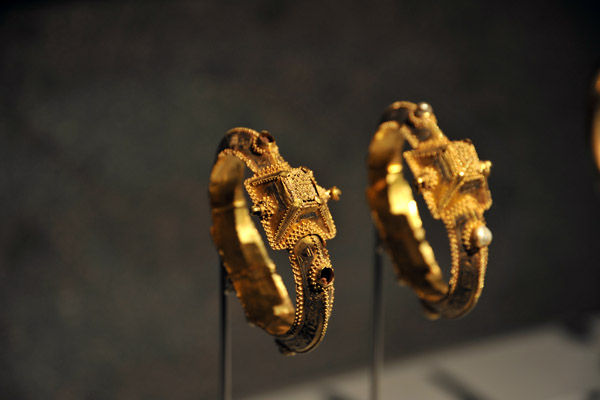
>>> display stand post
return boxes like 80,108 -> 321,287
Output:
370,230 -> 384,400
219,259 -> 232,400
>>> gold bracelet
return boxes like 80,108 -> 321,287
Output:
367,101 -> 493,319
209,127 -> 340,354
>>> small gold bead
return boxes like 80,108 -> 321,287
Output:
480,160 -> 492,176
327,186 -> 341,201
251,205 -> 262,216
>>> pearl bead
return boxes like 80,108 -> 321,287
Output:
473,224 -> 493,247
417,102 -> 432,113
415,102 -> 433,118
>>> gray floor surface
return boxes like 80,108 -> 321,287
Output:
245,316 -> 600,400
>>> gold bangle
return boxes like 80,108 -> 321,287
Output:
366,101 -> 493,319
209,127 -> 340,354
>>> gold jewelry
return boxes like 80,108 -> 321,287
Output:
592,70 -> 600,172
209,127 -> 340,355
367,101 -> 493,319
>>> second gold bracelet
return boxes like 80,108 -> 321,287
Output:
367,101 -> 493,319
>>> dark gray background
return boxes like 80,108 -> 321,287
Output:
1,1 -> 599,399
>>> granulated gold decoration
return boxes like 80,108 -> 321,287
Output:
367,101 -> 493,319
209,127 -> 339,354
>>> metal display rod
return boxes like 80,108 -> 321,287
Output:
219,260 -> 232,400
371,231 -> 384,400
